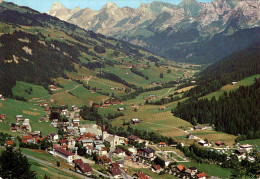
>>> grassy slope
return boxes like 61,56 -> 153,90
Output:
12,81 -> 49,101
0,99 -> 57,136
201,74 -> 260,100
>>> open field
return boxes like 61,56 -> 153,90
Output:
179,160 -> 232,178
111,104 -> 192,138
189,130 -> 237,146
0,99 -> 57,136
201,74 -> 260,100
29,158 -> 77,179
12,81 -> 50,101
175,86 -> 195,93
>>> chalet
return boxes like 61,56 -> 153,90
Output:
194,126 -> 203,130
127,135 -> 140,143
50,133 -> 59,141
198,140 -> 211,147
102,104 -> 110,108
187,134 -> 196,140
175,165 -> 186,172
81,139 -> 93,147
39,117 -> 48,122
71,105 -> 79,111
159,107 -> 166,110
75,163 -> 92,176
196,172 -> 207,179
16,115 -> 25,122
111,166 -> 122,178
158,142 -> 166,147
53,147 -> 75,163
118,108 -> 125,111
21,124 -> 29,131
0,114 -> 6,120
113,148 -> 126,158
204,126 -> 213,130
138,147 -> 155,159
131,118 -> 140,124
22,135 -> 34,144
74,114 -> 80,119
215,141 -> 225,146
185,167 -> 197,177
231,82 -> 237,85
151,165 -> 163,173
112,100 -> 120,105
240,144 -> 253,152
52,119 -> 58,123
235,148 -> 247,157
73,119 -> 80,127
5,140 -> 13,147
85,145 -> 93,155
49,85 -> 57,91
11,126 -> 18,132
98,156 -> 111,166
73,159 -> 83,166
133,171 -> 150,179
0,94 -> 5,100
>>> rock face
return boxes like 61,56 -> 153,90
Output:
47,0 -> 260,63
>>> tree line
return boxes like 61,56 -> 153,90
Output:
183,41 -> 260,98
173,80 -> 260,140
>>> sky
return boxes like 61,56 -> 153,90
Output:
4,0 -> 213,13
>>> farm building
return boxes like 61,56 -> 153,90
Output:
131,118 -> 140,124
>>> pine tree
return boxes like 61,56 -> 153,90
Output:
0,147 -> 36,179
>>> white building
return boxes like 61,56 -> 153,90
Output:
53,147 -> 75,163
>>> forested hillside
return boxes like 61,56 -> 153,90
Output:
0,2 -> 184,98
173,78 -> 260,140
184,41 -> 260,98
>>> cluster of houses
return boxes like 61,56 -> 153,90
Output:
170,164 -> 209,179
21,131 -> 43,144
10,115 -> 31,132
93,100 -> 122,109
235,144 -> 254,161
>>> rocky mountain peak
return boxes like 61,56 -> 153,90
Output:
102,2 -> 118,10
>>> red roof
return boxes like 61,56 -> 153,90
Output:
22,135 -> 33,140
135,171 -> 150,179
73,159 -> 83,166
83,132 -> 96,138
196,172 -> 207,178
158,142 -> 166,145
152,165 -> 162,171
177,164 -> 185,171
54,147 -> 73,156
98,156 -> 111,164
5,140 -> 13,145
111,167 -> 122,176
78,163 -> 92,173
60,139 -> 67,144
112,163 -> 120,168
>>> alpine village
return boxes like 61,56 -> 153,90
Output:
0,0 -> 259,178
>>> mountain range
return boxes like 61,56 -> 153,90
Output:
47,0 -> 260,63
